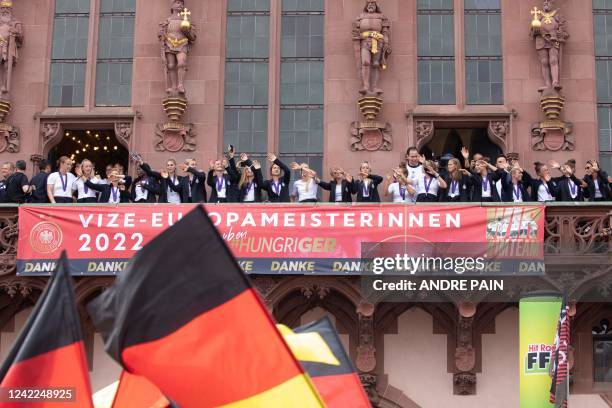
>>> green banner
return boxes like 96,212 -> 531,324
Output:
519,295 -> 561,408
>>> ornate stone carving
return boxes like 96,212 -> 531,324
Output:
358,373 -> 380,406
487,120 -> 509,152
300,283 -> 330,300
353,0 -> 391,96
0,212 -> 18,276
0,122 -> 18,152
154,122 -> 196,152
40,122 -> 61,152
350,1 -> 392,152
159,0 -> 196,96
251,276 -> 280,298
453,372 -> 477,396
356,301 -> 376,373
0,2 -> 23,100
529,1 -> 573,151
114,122 -> 132,148
350,121 -> 391,151
414,120 -> 435,151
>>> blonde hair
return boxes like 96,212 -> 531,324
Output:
238,165 -> 253,189
447,158 -> 462,181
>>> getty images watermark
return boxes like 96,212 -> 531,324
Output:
359,242 -> 545,302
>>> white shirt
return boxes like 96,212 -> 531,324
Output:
166,176 -> 181,204
594,179 -> 603,199
481,174 -> 492,198
511,183 -> 523,203
406,164 -> 424,203
334,184 -> 343,202
568,179 -> 578,199
243,180 -> 256,202
214,175 -> 227,199
388,182 -> 409,203
292,179 -> 318,202
495,179 -> 502,199
537,182 -> 554,202
72,177 -> 100,200
134,179 -> 150,201
415,175 -> 440,196
108,185 -> 121,204
47,172 -> 77,198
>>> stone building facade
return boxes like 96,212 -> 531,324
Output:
0,1 -> 609,407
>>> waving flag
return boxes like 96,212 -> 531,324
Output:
549,298 -> 570,408
0,252 -> 93,407
87,206 -> 323,408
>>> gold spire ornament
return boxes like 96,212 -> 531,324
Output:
179,8 -> 191,31
530,6 -> 542,29
0,1 -> 12,7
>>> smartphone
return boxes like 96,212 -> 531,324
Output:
228,144 -> 235,154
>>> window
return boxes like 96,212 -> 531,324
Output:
594,1 -> 612,172
593,318 -> 612,382
464,0 -> 503,104
417,0 -> 456,105
49,0 -> 91,107
223,1 -> 270,155
95,0 -> 135,106
279,0 -> 324,175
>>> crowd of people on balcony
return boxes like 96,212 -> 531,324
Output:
0,146 -> 610,205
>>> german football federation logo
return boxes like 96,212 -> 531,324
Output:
29,221 -> 63,254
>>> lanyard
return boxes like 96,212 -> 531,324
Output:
568,179 -> 577,196
216,176 -> 225,192
272,180 -> 281,196
451,180 -> 458,195
424,176 -> 434,194
362,180 -> 369,196
399,186 -> 406,200
482,175 -> 489,192
513,184 -> 522,201
60,173 -> 68,192
83,179 -> 89,194
111,186 -> 119,202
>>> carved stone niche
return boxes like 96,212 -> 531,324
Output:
350,96 -> 392,152
40,122 -> 61,154
0,123 -> 19,153
154,122 -> 197,153
114,122 -> 132,149
413,119 -> 509,153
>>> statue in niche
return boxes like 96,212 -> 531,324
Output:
352,0 -> 391,96
530,0 -> 568,93
158,0 -> 196,95
0,1 -> 22,99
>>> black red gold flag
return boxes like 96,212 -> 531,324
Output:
549,297 -> 570,408
293,316 -> 372,408
0,252 -> 93,407
87,206 -> 323,407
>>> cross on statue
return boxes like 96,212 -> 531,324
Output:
179,8 -> 191,21
530,6 -> 541,20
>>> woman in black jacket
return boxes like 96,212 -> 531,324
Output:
179,159 -> 207,203
440,158 -> 470,202
207,155 -> 240,203
131,166 -> 159,203
261,153 -> 291,203
140,159 -> 186,203
583,160 -> 611,201
462,160 -> 503,202
237,153 -> 264,203
550,160 -> 588,202
523,162 -> 558,202
318,166 -> 353,203
352,161 -> 383,203
84,171 -> 129,203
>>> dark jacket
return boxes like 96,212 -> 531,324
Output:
440,173 -> 471,202
499,171 -> 532,202
261,159 -> 291,203
29,171 -> 49,203
352,174 -> 383,203
554,175 -> 585,202
468,171 -> 503,202
207,158 -> 240,203
237,160 -> 264,202
522,171 -> 558,202
583,170 -> 611,201
318,179 -> 353,203
184,167 -> 207,203
140,163 -> 185,203
130,176 -> 160,203
85,180 -> 129,203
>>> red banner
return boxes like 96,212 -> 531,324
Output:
17,204 -> 545,276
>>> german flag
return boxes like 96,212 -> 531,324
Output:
293,317 -> 371,408
111,371 -> 170,408
0,252 -> 93,407
87,206 -> 323,408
